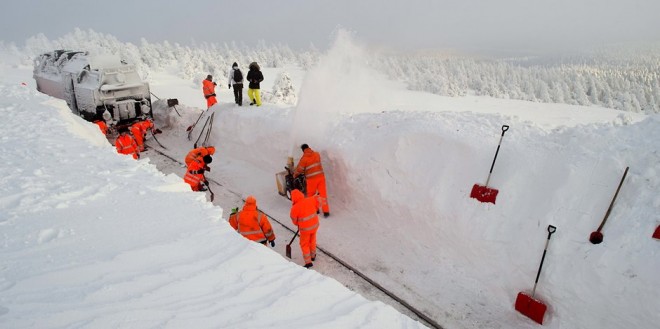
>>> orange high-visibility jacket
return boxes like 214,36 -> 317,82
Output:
229,196 -> 275,243
184,160 -> 206,191
185,146 -> 216,167
294,148 -> 324,179
115,133 -> 139,159
202,79 -> 216,98
94,120 -> 107,135
290,189 -> 320,233
138,119 -> 154,133
130,123 -> 144,149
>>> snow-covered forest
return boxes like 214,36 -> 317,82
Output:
3,28 -> 658,113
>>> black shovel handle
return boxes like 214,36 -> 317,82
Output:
531,225 -> 556,298
204,181 -> 214,202
484,125 -> 510,186
287,229 -> 299,247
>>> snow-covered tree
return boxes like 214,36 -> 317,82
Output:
267,71 -> 297,105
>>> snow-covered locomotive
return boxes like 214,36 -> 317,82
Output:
33,50 -> 152,123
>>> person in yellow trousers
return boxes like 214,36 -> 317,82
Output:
246,62 -> 264,106
229,196 -> 276,246
290,189 -> 320,268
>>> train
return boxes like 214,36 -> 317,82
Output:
33,50 -> 152,124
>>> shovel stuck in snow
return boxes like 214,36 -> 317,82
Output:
652,225 -> 660,240
470,125 -> 509,204
589,167 -> 629,244
515,224 -> 557,325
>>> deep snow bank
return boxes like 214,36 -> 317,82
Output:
189,33 -> 660,329
0,61 -> 425,328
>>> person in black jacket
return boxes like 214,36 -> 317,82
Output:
227,62 -> 244,106
246,62 -> 264,106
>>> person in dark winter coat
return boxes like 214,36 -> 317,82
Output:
227,62 -> 244,106
246,62 -> 264,106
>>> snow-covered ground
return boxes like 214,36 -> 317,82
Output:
1,32 -> 659,329
0,53 -> 424,328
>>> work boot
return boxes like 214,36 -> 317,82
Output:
324,212 -> 330,218
198,185 -> 208,192
304,263 -> 313,269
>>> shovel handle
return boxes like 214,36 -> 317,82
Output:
597,167 -> 629,232
531,224 -> 557,298
484,124 -> 510,186
287,229 -> 299,247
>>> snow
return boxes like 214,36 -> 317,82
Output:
2,30 -> 660,329
0,53 -> 424,328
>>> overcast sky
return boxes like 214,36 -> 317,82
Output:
1,0 -> 659,54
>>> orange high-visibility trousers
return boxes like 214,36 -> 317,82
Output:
299,230 -> 317,265
206,96 -> 217,108
306,175 -> 329,213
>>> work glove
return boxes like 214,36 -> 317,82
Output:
231,207 -> 239,214
269,240 -> 275,247
213,82 -> 217,86
204,165 -> 211,172
228,84 -> 231,89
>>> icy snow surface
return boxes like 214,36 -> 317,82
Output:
2,30 -> 660,329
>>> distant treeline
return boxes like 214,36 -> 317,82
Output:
9,28 -> 659,113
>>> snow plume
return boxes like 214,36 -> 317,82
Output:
290,29 -> 400,155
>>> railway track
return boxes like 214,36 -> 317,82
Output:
147,144 -> 445,329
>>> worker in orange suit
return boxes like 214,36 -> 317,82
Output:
294,144 -> 330,217
228,196 -> 276,246
202,74 -> 217,108
185,146 -> 216,167
115,126 -> 139,159
130,119 -> 156,152
93,120 -> 108,135
184,155 -> 212,191
290,189 -> 320,268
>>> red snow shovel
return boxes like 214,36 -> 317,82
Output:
515,224 -> 557,325
652,225 -> 660,240
589,166 -> 629,244
471,125 -> 509,204
285,229 -> 299,259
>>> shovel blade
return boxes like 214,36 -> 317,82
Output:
515,292 -> 547,325
470,184 -> 499,204
286,245 -> 292,259
589,231 -> 603,244
653,225 -> 660,240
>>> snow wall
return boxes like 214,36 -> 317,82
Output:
204,31 -> 660,329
